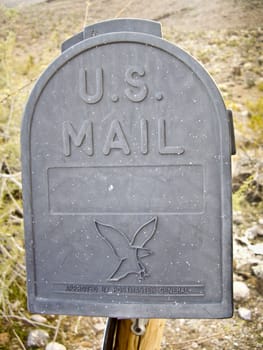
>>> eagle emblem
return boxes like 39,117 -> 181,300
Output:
95,217 -> 158,282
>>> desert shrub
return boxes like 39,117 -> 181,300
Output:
247,97 -> 263,145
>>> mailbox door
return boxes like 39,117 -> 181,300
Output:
22,32 -> 233,318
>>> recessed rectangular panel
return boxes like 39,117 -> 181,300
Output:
48,165 -> 204,214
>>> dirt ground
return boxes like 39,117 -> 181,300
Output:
0,0 -> 263,349
2,0 -> 263,30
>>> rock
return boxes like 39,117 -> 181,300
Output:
249,243 -> 263,255
252,260 -> 263,296
93,322 -> 105,333
235,236 -> 249,247
218,83 -> 228,92
233,211 -> 244,225
259,218 -> 263,226
233,239 -> 261,272
79,340 -> 93,347
243,62 -> 253,70
252,264 -> 263,279
247,225 -> 263,239
245,225 -> 261,240
233,281 -> 250,301
31,314 -> 48,323
240,110 -> 251,118
238,307 -> 252,321
245,180 -> 263,203
236,263 -> 252,278
244,72 -> 255,88
46,342 -> 67,350
27,329 -> 49,347
256,77 -> 263,84
258,56 -> 263,65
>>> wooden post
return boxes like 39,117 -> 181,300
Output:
113,319 -> 166,350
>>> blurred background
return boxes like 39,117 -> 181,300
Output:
0,0 -> 262,349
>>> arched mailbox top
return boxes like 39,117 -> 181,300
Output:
21,24 -> 234,319
22,32 -> 230,149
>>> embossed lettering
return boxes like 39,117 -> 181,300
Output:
140,119 -> 148,155
57,284 -> 205,296
124,66 -> 148,102
62,119 -> 186,157
63,121 -> 93,156
103,120 -> 130,155
65,284 -> 98,293
79,68 -> 103,104
158,119 -> 185,155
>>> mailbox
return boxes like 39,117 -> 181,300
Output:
21,19 -> 235,318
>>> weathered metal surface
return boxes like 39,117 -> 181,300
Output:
61,19 -> 162,51
21,19 -> 234,319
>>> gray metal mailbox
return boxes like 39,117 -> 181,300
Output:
21,19 -> 235,318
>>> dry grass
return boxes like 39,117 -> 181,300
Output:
0,2 -> 88,347
0,1 -> 262,349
